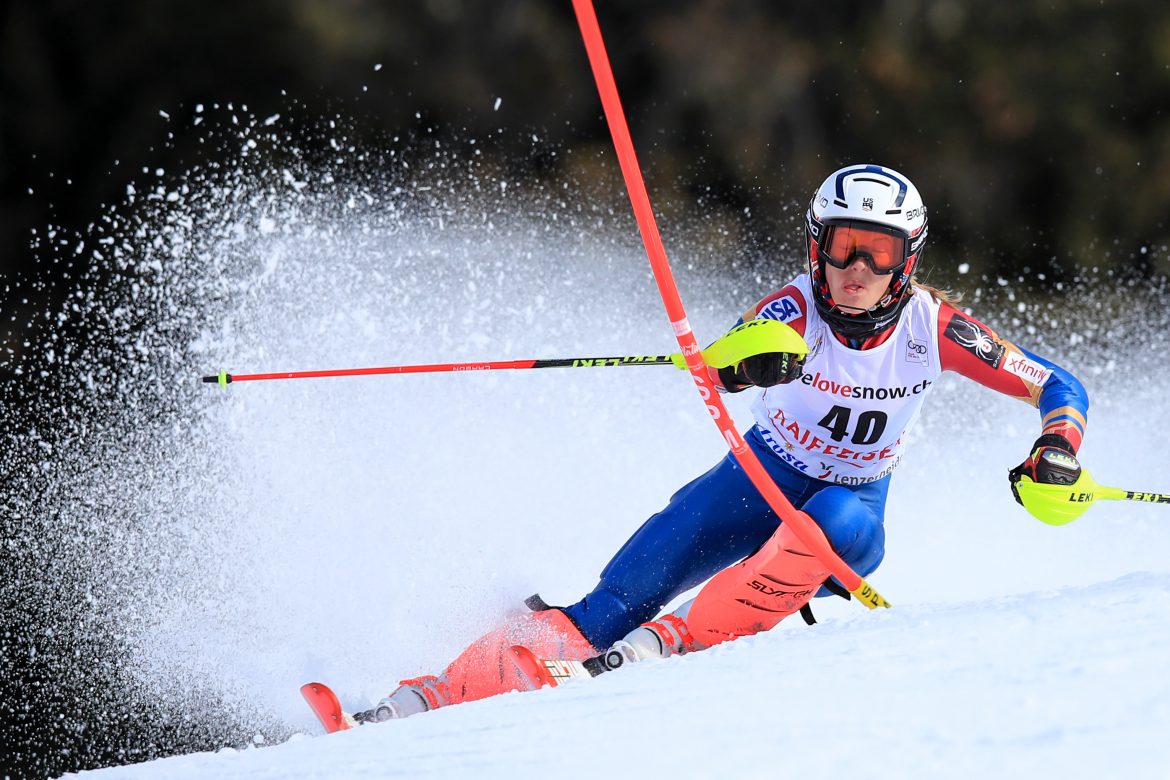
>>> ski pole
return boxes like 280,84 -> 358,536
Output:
1016,468 -> 1170,525
201,318 -> 802,387
201,353 -> 687,387
571,0 -> 888,609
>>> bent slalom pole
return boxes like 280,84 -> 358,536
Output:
570,0 -> 888,609
1016,469 -> 1170,526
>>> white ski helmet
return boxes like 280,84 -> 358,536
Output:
805,164 -> 928,339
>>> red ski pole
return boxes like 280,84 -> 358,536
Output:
201,353 -> 685,387
570,0 -> 889,608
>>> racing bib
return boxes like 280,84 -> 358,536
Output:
751,275 -> 942,484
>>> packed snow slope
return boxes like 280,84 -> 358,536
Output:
73,573 -> 1170,780
6,116 -> 1167,779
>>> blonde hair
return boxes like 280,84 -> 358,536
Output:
910,278 -> 961,305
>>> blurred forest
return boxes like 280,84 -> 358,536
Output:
3,0 -> 1170,366
1,1 -> 1169,777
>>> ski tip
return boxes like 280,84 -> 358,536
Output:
301,682 -> 354,733
300,681 -> 330,696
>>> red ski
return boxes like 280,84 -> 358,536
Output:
301,649 -> 615,734
300,682 -> 358,733
509,645 -> 615,688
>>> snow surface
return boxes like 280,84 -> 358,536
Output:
73,576 -> 1170,779
13,116 -> 1167,780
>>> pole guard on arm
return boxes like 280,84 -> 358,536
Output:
570,0 -> 888,609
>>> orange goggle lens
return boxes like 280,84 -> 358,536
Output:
822,222 -> 908,274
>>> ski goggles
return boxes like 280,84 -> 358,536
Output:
820,220 -> 909,275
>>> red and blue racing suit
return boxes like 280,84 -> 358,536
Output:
563,277 -> 1088,649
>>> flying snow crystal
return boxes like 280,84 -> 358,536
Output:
494,97 -> 502,111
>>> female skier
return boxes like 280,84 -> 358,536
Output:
357,163 -> 1089,721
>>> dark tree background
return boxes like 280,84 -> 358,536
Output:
2,1 -> 1168,777
5,0 -> 1170,369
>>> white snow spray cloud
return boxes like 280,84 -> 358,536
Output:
3,107 -> 1168,774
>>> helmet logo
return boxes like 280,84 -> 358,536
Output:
834,165 -> 909,207
862,197 -> 874,212
806,210 -> 822,237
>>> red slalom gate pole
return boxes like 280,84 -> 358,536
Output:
570,0 -> 888,608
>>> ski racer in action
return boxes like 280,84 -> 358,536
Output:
355,164 -> 1089,722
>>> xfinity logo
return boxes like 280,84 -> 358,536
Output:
1005,354 -> 1052,386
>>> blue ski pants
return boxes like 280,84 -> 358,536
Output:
563,426 -> 888,649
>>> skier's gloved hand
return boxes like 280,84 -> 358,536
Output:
704,319 -> 809,393
1008,433 -> 1080,506
717,351 -> 804,392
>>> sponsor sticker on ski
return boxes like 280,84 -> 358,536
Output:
541,658 -> 591,682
